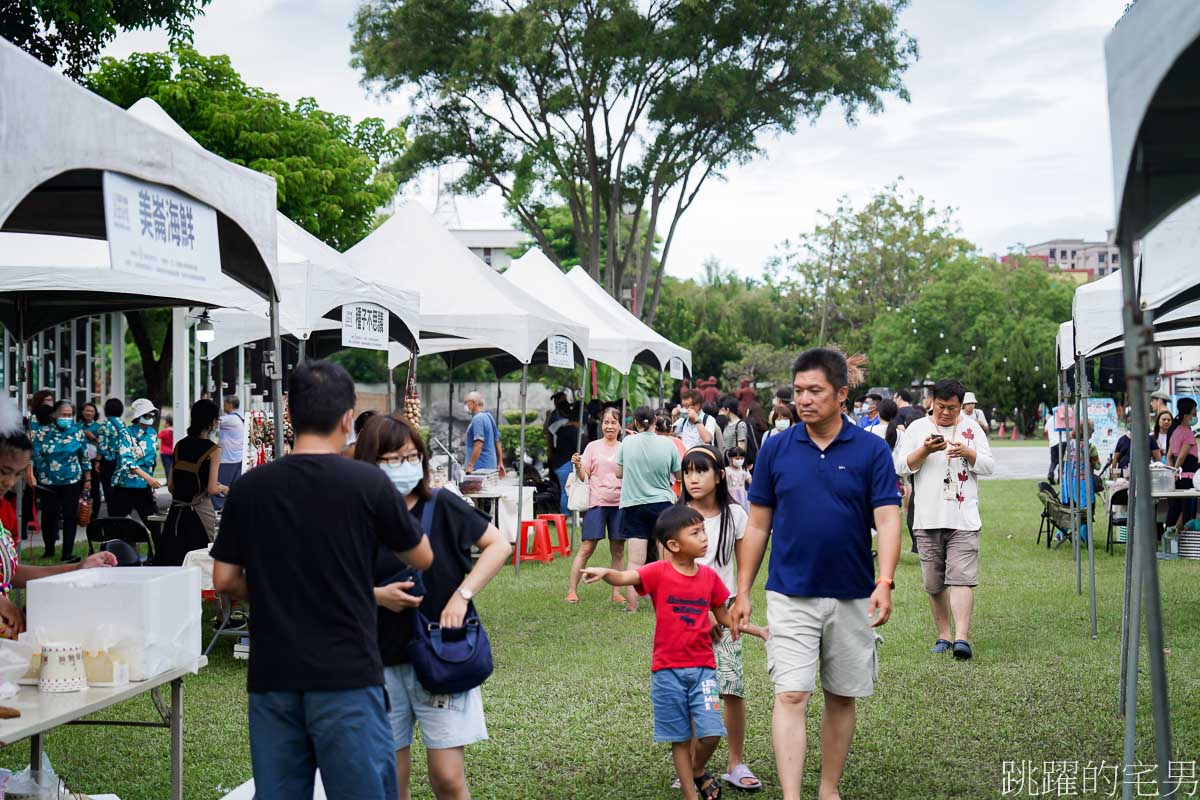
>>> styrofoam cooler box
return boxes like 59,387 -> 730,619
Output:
26,567 -> 201,681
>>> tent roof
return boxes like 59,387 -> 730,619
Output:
0,233 -> 263,333
1134,195 -> 1200,314
564,266 -> 691,376
504,250 -> 661,374
1072,271 -> 1124,358
1106,0 -> 1200,243
345,203 -> 588,364
124,100 -> 421,357
0,39 -> 279,301
1057,321 -> 1075,372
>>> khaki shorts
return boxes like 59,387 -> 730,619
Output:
915,528 -> 980,594
765,592 -> 880,698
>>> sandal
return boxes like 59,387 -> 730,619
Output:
564,593 -> 579,604
722,764 -> 762,791
694,770 -> 722,800
953,639 -> 973,660
930,638 -> 952,655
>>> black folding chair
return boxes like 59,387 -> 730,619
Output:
99,539 -> 141,567
1107,488 -> 1129,555
86,516 -> 155,565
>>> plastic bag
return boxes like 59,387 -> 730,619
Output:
0,638 -> 35,684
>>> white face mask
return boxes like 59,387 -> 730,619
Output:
731,458 -> 745,468
774,419 -> 790,432
139,415 -> 155,425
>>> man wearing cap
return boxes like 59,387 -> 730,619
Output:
108,397 -> 162,528
961,392 -> 988,431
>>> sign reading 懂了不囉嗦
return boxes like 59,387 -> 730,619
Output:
102,172 -> 220,286
341,302 -> 389,351
547,335 -> 573,369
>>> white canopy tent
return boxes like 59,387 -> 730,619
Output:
0,38 -> 285,450
1135,195 -> 1200,313
565,266 -> 692,377
346,203 -> 589,365
1105,0 -> 1200,791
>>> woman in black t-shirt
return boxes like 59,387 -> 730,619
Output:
159,400 -> 228,566
355,413 -> 511,800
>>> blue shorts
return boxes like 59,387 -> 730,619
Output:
650,667 -> 726,743
384,663 -> 489,751
582,506 -> 622,541
617,501 -> 673,541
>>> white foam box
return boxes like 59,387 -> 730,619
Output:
26,567 -> 201,681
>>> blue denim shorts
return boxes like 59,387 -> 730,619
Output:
650,667 -> 726,743
617,501 -> 673,541
582,505 -> 622,541
384,663 -> 489,751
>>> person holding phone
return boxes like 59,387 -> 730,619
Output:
895,378 -> 994,661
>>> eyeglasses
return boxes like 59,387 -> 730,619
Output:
378,453 -> 422,466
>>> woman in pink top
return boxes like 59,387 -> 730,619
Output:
566,407 -> 625,604
1167,398 -> 1199,532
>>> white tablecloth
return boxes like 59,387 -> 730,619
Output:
460,480 -> 535,543
182,545 -> 215,591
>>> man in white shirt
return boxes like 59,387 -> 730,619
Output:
677,389 -> 718,449
895,379 -> 994,660
214,395 -> 245,511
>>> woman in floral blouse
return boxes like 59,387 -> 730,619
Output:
31,400 -> 90,562
108,397 -> 162,532
0,422 -> 115,636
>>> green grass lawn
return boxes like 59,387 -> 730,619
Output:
5,480 -> 1200,799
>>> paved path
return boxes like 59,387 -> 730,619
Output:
985,445 -> 1050,481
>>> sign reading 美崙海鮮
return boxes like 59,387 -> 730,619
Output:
342,302 -> 389,351
102,172 -> 220,286
669,357 -> 684,380
547,335 -> 573,369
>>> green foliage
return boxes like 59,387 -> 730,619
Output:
721,344 -> 798,393
502,410 -> 540,424
352,0 -> 917,322
328,348 -> 390,384
499,424 -> 546,465
2,0 -> 212,80
86,46 -> 405,250
867,258 -> 1073,431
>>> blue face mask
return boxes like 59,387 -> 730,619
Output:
55,418 -> 73,430
380,461 -> 423,496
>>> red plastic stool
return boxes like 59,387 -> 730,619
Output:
514,520 -> 554,565
538,514 -> 571,557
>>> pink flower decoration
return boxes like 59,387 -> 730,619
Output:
958,471 -> 969,483
962,428 -> 975,441
956,493 -> 965,503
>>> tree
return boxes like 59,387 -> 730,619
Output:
1,0 -> 212,80
769,180 -> 975,354
85,46 -> 406,395
352,0 -> 917,323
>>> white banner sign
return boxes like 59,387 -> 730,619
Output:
547,335 -> 573,369
341,302 -> 389,351
103,172 -> 220,286
669,357 -> 684,380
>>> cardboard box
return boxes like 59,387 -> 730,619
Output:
26,567 -> 201,681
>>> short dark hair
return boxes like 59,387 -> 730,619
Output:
774,387 -> 793,401
878,398 -> 898,422
287,359 -> 356,436
896,389 -> 913,403
633,406 -> 655,431
354,413 -> 431,502
719,396 -> 740,415
931,379 -> 966,403
354,410 -> 378,434
104,397 -> 124,419
186,399 -> 220,438
655,504 -> 704,548
791,348 -> 849,390
681,389 -> 702,405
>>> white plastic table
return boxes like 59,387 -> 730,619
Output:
0,657 -> 208,800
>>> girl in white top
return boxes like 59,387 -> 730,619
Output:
679,444 -> 768,793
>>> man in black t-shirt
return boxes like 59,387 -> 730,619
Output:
212,360 -> 432,800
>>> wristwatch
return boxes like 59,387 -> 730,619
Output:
457,586 -> 475,601
876,577 -> 895,590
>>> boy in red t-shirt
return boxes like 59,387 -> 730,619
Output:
583,505 -> 733,800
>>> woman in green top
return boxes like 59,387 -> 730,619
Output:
614,406 -> 682,612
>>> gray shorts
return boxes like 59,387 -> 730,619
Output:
765,592 -> 880,698
915,528 -> 980,594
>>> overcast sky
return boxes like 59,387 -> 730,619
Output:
101,0 -> 1131,280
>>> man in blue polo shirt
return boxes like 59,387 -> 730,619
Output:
731,347 -> 901,800
464,392 -> 505,478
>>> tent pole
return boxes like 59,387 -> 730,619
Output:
1118,448 -> 1138,717
97,316 -> 106,401
516,364 -> 528,576
448,364 -> 455,460
621,373 -> 628,430
1081,364 -> 1097,638
659,369 -> 664,408
192,322 -> 201,405
112,313 -> 126,403
171,309 -> 190,437
1118,233 -> 1172,795
574,362 -> 587,550
1080,357 -> 1089,594
496,374 -> 501,421
85,318 -> 94,406
237,345 -> 247,412
269,294 -> 286,460
298,338 -> 307,363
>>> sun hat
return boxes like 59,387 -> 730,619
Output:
963,392 -> 978,405
128,398 -> 157,419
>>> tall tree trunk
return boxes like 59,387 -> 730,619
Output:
125,310 -> 172,409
